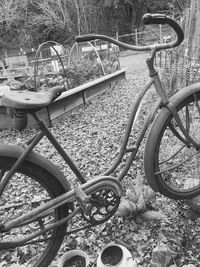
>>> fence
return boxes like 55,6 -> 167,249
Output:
118,24 -> 173,47
155,44 -> 200,94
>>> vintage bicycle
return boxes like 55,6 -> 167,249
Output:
1,13 -> 200,266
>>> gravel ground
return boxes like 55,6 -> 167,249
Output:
0,53 -> 150,183
1,53 -> 200,266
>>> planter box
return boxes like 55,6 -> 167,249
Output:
0,69 -> 126,129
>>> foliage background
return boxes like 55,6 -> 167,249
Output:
0,0 -> 188,52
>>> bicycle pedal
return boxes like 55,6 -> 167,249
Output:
74,186 -> 92,215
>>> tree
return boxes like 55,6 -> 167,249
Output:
0,0 -> 188,50
97,0 -> 177,35
0,0 -> 81,48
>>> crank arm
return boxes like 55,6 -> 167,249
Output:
3,176 -> 123,232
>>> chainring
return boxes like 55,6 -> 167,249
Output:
80,188 -> 120,225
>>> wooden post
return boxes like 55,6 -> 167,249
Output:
135,29 -> 138,46
116,31 -> 119,41
159,24 -> 162,43
184,8 -> 190,53
187,0 -> 198,57
195,0 -> 200,56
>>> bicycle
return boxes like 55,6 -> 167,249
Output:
1,13 -> 200,266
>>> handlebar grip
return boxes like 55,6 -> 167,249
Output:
143,13 -> 167,25
75,34 -> 96,43
142,13 -> 184,47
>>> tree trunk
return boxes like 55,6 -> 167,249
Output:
131,0 -> 147,31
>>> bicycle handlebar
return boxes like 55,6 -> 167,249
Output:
75,13 -> 184,51
142,13 -> 184,49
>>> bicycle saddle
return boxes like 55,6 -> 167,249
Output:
1,85 -> 66,110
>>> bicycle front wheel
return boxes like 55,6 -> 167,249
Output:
144,86 -> 200,199
0,156 -> 70,267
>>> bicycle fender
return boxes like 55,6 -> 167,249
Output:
144,83 -> 200,192
167,82 -> 200,106
0,144 -> 70,192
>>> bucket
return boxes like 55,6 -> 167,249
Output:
96,242 -> 137,267
58,249 -> 90,267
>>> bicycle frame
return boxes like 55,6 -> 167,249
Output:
103,50 -> 168,180
0,48 -> 195,245
1,174 -> 122,249
4,13 -> 200,266
0,50 -> 167,219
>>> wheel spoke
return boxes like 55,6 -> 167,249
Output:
151,91 -> 200,197
156,150 -> 200,175
0,158 -> 68,266
159,144 -> 187,165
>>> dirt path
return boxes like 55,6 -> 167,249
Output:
119,53 -> 148,77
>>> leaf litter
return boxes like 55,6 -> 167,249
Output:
0,54 -> 200,266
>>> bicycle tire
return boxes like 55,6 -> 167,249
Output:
144,85 -> 200,199
0,156 -> 69,267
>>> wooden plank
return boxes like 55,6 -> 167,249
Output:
86,70 -> 125,100
56,69 -> 126,100
50,70 -> 125,125
0,69 -> 126,129
49,91 -> 84,122
5,55 -> 29,68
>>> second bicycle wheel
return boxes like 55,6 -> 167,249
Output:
144,86 -> 200,199
0,155 -> 70,267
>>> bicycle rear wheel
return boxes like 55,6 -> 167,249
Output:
0,156 -> 70,267
144,87 -> 200,199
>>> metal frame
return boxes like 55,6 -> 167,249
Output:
1,13 -> 196,249
0,48 -> 193,240
0,49 -> 165,228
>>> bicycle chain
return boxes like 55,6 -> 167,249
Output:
66,188 -> 120,234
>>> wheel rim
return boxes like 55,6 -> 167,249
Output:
155,93 -> 200,195
0,165 -> 66,266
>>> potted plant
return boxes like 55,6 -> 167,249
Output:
58,249 -> 90,267
96,242 -> 137,267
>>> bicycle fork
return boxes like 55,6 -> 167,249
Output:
148,53 -> 200,150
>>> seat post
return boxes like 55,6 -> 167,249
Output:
31,111 -> 42,124
31,112 -> 87,184
31,112 -> 51,136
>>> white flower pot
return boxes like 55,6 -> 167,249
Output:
58,249 -> 90,267
96,242 -> 137,267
